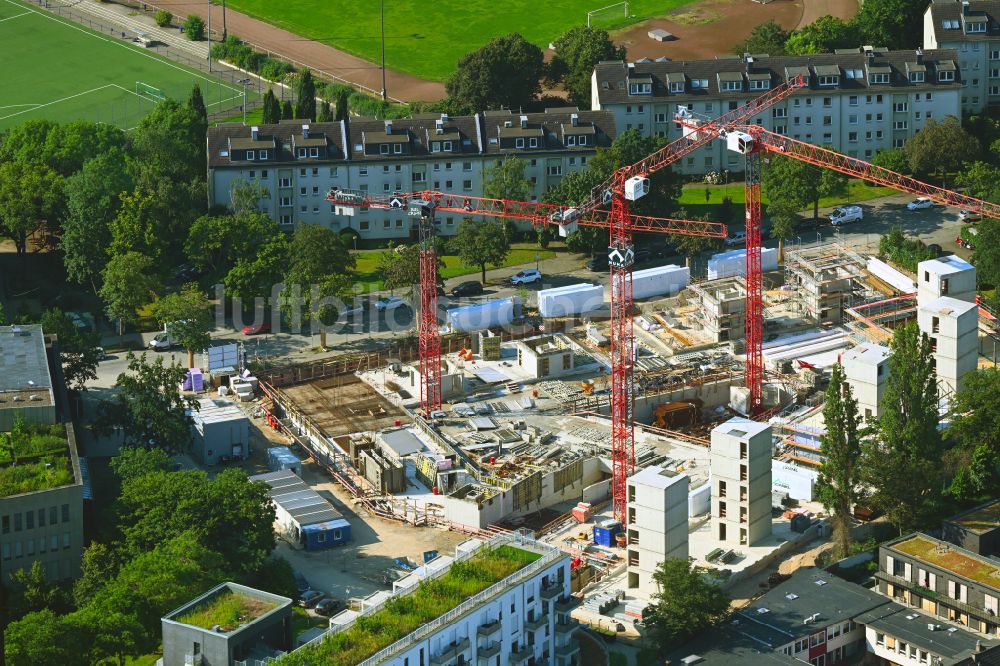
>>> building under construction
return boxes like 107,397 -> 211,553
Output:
783,244 -> 871,325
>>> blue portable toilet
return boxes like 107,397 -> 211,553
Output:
593,519 -> 623,547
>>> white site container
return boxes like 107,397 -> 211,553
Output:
538,284 -> 605,318
631,264 -> 690,300
446,297 -> 518,333
707,247 -> 778,279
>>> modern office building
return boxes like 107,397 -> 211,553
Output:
923,0 -> 1000,113
0,325 -> 85,586
206,109 -> 615,239
591,48 -> 962,175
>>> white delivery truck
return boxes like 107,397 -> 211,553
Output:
829,205 -> 863,226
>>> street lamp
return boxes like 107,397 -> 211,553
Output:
239,78 -> 251,124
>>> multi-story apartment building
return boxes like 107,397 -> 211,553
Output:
878,533 -> 1000,638
924,0 -> 1000,113
591,48 -> 962,176
206,109 -> 615,240
0,325 -> 85,585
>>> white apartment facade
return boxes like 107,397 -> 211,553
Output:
302,534 -> 579,666
206,110 -> 615,240
924,0 -> 1000,113
591,48 -> 963,176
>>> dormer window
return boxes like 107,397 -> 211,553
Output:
942,18 -> 959,29
529,137 -> 538,148
309,147 -> 319,158
817,75 -> 839,86
393,143 -> 403,154
380,144 -> 390,155
939,70 -> 956,82
567,136 -> 576,146
669,81 -> 684,93
967,21 -> 987,33
869,73 -> 890,84
516,138 -> 525,148
910,71 -> 925,83
247,150 -> 255,160
297,148 -> 307,158
259,149 -> 268,160
629,82 -> 652,95
721,80 -> 742,92
443,141 -> 453,151
432,142 -> 441,152
750,79 -> 770,91
579,136 -> 587,145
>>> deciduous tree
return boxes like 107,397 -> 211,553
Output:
956,161 -> 1000,202
3,609 -> 87,666
39,308 -> 101,390
281,224 -> 356,326
817,363 -> 864,558
0,119 -> 124,176
451,219 -> 510,283
785,16 -> 856,54
905,116 -> 980,183
99,252 -> 160,334
224,232 -> 289,305
550,26 -> 625,107
647,558 -> 729,647
96,352 -> 196,453
733,20 -> 788,56
852,0 -> 925,49
446,33 -> 545,111
871,148 -> 911,174
150,283 -> 214,368
108,190 -> 164,261
0,160 -> 64,256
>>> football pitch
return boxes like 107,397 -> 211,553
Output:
221,0 -> 698,81
0,0 -> 255,131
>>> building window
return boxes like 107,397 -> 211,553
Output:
750,79 -> 769,91
309,147 -> 319,158
13,513 -> 20,532
870,73 -> 890,84
25,512 -> 33,530
567,136 -> 576,147
516,138 -> 525,149
62,532 -> 70,549
463,180 -> 473,191
823,116 -> 832,126
721,80 -> 742,92
669,82 -> 684,93
848,114 -> 858,124
691,78 -> 709,89
259,150 -> 269,160
529,137 -> 539,148
910,72 -> 925,83
894,121 -> 908,130
49,507 -> 57,525
849,95 -> 858,106
629,82 -> 652,95
719,480 -> 727,498
359,167 -> 368,176
893,102 -> 908,112
939,71 -> 955,82
393,144 -> 403,154
547,165 -> 562,176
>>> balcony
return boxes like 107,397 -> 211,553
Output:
478,619 -> 501,637
478,642 -> 501,662
875,571 -> 998,627
555,619 -> 578,636
541,585 -> 561,601
525,611 -> 548,632
556,641 -> 581,658
510,649 -> 532,664
556,596 -> 578,612
429,636 -> 471,666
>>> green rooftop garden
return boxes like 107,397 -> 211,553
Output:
953,501 -> 1000,534
0,419 -> 73,497
280,545 -> 543,665
176,590 -> 277,632
895,536 -> 1000,589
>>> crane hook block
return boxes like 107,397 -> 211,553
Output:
726,131 -> 755,155
625,176 -> 649,201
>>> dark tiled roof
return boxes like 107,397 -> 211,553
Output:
208,121 -> 349,169
593,48 -> 962,106
929,0 -> 1000,42
663,629 -> 805,665
735,569 -> 890,648
481,110 -> 615,154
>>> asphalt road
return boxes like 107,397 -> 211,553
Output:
89,193 -> 972,389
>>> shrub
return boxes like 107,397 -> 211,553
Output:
183,14 -> 205,41
154,9 -> 172,27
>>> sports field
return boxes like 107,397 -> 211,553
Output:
219,0 -> 697,81
0,0 -> 255,131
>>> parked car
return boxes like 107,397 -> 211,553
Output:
298,590 -> 325,608
725,231 -> 747,247
907,197 -> 933,210
95,347 -> 109,361
242,321 -> 271,335
829,205 -> 863,226
314,598 -> 345,616
148,332 -> 176,351
451,281 -> 484,297
510,269 -> 542,285
959,210 -> 982,222
293,571 -> 310,595
375,296 -> 407,311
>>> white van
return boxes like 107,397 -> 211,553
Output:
830,205 -> 863,226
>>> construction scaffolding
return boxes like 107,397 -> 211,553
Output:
783,244 -> 872,325
844,294 -> 918,343
688,277 -> 748,343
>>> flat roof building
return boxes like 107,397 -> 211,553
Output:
857,602 -> 1000,666
0,324 -> 56,429
943,499 -> 1000,557
250,470 -> 351,550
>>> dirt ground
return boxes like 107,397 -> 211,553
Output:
727,537 -> 834,607
797,0 -> 859,29
617,0 -> 804,62
270,456 -> 471,604
280,375 -> 409,438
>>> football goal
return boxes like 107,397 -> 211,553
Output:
135,81 -> 167,103
587,1 -> 628,27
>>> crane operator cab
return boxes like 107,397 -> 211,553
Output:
726,131 -> 755,155
625,176 -> 650,201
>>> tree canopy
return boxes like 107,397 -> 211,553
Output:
450,219 -> 510,283
817,363 -> 864,557
99,251 -> 160,333
647,558 -> 730,648
905,116 -> 980,181
295,69 -> 317,120
281,224 -> 356,327
733,20 -> 788,56
150,283 -> 214,368
0,160 -> 64,256
550,26 -> 625,107
38,308 -> 102,390
446,33 -> 545,112
785,16 -> 855,54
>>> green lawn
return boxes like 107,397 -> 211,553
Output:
216,0 -> 697,82
0,0 -> 257,131
353,245 -> 556,290
677,180 -> 892,222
